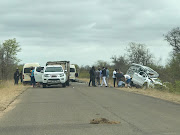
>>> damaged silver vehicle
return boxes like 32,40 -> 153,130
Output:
126,63 -> 165,89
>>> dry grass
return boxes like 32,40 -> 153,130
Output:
0,80 -> 28,111
78,78 -> 180,104
118,87 -> 180,104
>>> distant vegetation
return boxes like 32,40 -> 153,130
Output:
0,28 -> 179,92
78,27 -> 180,93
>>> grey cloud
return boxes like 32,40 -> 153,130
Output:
0,0 -> 179,65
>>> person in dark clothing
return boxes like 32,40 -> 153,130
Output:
96,68 -> 101,85
89,66 -> 96,87
116,70 -> 125,87
14,68 -> 19,85
19,71 -> 23,83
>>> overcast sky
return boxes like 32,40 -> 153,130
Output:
1,0 -> 180,66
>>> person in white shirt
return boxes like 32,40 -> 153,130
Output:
112,69 -> 117,87
124,74 -> 131,87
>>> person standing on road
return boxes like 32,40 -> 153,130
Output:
101,67 -> 107,87
19,71 -> 23,83
89,66 -> 96,87
96,68 -> 101,85
106,67 -> 109,87
14,68 -> 19,85
112,69 -> 117,87
30,67 -> 35,87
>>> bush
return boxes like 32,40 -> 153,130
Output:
79,71 -> 89,78
164,81 -> 180,94
175,81 -> 180,93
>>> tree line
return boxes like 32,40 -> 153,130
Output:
0,27 -> 179,91
78,27 -> 180,92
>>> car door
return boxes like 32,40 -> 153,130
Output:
34,67 -> 44,83
132,72 -> 147,86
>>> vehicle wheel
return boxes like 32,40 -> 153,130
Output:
143,82 -> 148,89
62,83 -> 66,87
43,84 -> 46,88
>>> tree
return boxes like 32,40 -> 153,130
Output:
164,27 -> 180,54
0,38 -> 21,80
126,42 -> 153,66
166,53 -> 180,83
94,60 -> 110,68
111,55 -> 129,73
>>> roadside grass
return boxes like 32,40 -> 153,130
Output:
0,80 -> 28,111
78,77 -> 180,104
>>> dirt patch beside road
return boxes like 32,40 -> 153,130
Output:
0,81 -> 28,113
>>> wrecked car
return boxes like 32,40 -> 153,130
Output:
126,63 -> 164,89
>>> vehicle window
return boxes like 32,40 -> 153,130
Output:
24,68 -> 31,73
139,72 -> 147,77
45,67 -> 63,72
70,68 -> 75,72
36,67 -> 44,72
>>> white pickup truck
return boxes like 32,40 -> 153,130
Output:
41,65 -> 67,88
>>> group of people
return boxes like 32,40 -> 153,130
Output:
112,69 -> 131,88
89,66 -> 109,87
89,67 -> 131,88
13,67 -> 35,87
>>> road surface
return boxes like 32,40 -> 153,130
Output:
0,82 -> 180,135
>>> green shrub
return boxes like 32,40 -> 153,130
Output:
79,71 -> 89,78
175,81 -> 180,93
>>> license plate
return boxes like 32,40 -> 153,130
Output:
48,80 -> 59,83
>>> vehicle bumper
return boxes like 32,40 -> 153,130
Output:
43,78 -> 66,85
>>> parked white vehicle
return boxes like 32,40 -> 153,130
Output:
42,65 -> 67,88
46,61 -> 70,86
23,63 -> 40,84
70,64 -> 76,81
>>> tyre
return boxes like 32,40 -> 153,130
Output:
66,80 -> 69,86
143,82 -> 148,89
43,84 -> 46,88
62,83 -> 66,87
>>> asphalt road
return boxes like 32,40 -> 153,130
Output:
0,82 -> 180,135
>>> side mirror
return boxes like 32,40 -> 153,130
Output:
40,70 -> 44,73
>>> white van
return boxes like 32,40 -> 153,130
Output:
70,65 -> 76,81
23,63 -> 40,84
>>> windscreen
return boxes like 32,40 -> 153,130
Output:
24,68 -> 31,73
45,67 -> 63,72
36,67 -> 44,72
70,68 -> 75,72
